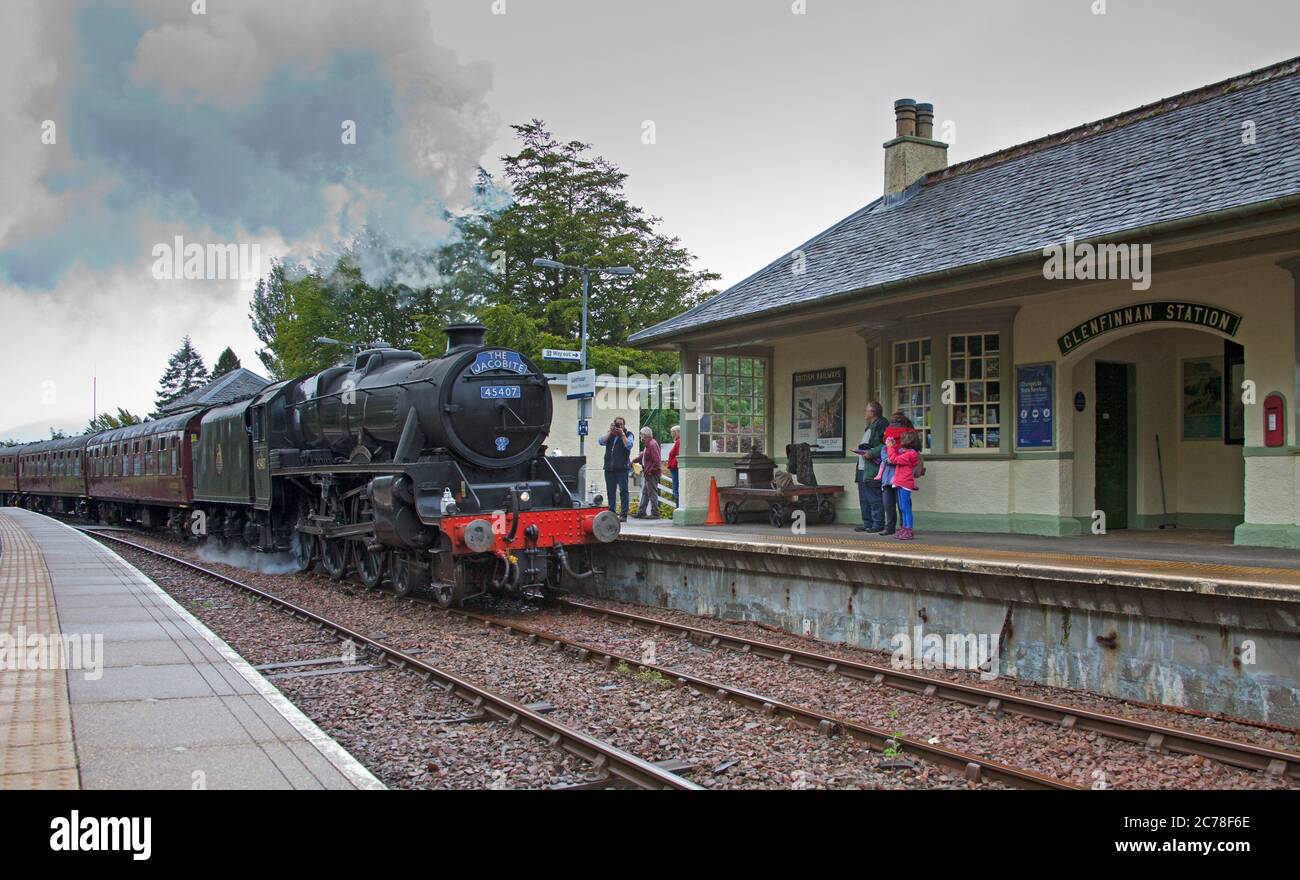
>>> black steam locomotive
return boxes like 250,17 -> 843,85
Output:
2,324 -> 620,606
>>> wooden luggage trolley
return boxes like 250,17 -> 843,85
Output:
715,451 -> 844,527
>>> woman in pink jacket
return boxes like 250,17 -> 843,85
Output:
884,430 -> 923,541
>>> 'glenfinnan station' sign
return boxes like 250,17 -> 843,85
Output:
1057,301 -> 1242,355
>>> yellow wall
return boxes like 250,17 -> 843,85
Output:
771,327 -> 869,507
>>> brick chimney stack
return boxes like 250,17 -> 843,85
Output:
883,99 -> 948,196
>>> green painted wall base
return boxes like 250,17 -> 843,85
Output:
673,506 -> 709,526
1132,513 -> 1244,531
1234,522 -> 1300,550
910,511 -> 1085,537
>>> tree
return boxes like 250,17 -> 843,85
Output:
86,409 -> 143,434
248,122 -> 718,381
463,120 -> 717,374
250,243 -> 466,380
211,347 -> 241,379
153,336 -> 210,416
49,428 -> 68,439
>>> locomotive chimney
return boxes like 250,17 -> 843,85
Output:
445,323 -> 487,354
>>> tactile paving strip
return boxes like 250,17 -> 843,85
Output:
0,511 -> 79,789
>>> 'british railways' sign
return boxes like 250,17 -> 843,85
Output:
1057,301 -> 1241,355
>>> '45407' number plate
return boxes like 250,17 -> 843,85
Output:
481,385 -> 521,398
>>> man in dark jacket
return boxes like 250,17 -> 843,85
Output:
598,417 -> 634,520
854,402 -> 889,533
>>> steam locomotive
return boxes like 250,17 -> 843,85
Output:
0,324 -> 620,605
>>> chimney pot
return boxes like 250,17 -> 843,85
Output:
915,103 -> 935,140
882,99 -> 948,196
893,98 -> 917,138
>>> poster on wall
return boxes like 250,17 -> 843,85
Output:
791,367 -> 846,457
1182,356 -> 1224,440
1015,363 -> 1055,449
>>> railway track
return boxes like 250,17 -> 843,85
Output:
429,599 -> 1077,789
83,528 -> 701,791
95,526 -> 1300,789
87,528 -> 1073,789
556,598 -> 1300,783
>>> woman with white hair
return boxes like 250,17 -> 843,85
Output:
632,426 -> 662,519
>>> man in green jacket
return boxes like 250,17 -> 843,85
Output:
854,402 -> 889,532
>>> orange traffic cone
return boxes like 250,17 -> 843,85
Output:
705,476 -> 724,526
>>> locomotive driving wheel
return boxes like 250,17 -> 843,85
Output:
354,543 -> 386,589
290,499 -> 318,572
320,539 -> 347,580
291,530 -> 317,573
319,490 -> 349,581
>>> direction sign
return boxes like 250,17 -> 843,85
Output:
566,368 -> 597,400
577,419 -> 589,437
543,348 -> 582,362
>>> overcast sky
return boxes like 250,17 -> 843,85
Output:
2,0 -> 1298,440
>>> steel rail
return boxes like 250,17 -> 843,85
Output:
83,530 -> 701,791
87,529 -> 1073,789
422,605 -> 1077,789
560,598 -> 1300,782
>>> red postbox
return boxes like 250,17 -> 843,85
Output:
1264,393 -> 1286,447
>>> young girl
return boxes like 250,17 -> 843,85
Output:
874,411 -> 914,536
884,429 -> 923,541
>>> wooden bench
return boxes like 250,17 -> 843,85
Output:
715,484 -> 845,527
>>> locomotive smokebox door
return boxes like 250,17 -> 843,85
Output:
733,451 -> 775,488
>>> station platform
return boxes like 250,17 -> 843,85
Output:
0,508 -> 383,790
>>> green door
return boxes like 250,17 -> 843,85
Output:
251,406 -> 272,511
1094,362 -> 1131,530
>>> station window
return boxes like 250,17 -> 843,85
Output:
697,355 -> 767,454
948,333 -> 1001,450
892,338 -> 933,449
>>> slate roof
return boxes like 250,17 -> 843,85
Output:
161,367 -> 271,414
630,57 -> 1300,345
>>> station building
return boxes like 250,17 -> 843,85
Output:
631,57 -> 1300,549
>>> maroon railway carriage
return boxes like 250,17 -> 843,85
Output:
85,412 -> 202,527
12,435 -> 91,514
0,447 -> 18,505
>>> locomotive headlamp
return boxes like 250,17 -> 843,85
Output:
519,490 -> 531,503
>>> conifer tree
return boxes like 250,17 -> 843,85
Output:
153,336 -> 210,416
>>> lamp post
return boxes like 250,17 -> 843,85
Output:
531,259 -> 636,463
